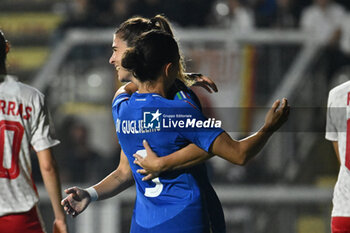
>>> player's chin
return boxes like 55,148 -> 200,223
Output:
119,77 -> 131,83
118,74 -> 131,83
118,71 -> 133,83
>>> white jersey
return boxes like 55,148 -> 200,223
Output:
0,75 -> 59,216
326,80 -> 350,217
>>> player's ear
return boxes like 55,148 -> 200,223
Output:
164,62 -> 173,77
5,41 -> 10,54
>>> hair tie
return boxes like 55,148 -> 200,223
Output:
149,17 -> 157,28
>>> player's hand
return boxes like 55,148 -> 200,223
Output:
114,82 -> 138,100
124,81 -> 138,94
53,219 -> 68,233
190,74 -> 218,93
263,98 -> 290,132
133,140 -> 161,181
61,187 -> 91,218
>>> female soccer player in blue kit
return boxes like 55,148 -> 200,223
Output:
61,16 -> 289,233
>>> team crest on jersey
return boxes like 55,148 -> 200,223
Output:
143,109 -> 162,129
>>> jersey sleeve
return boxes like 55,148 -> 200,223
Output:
325,91 -> 338,141
175,102 -> 224,152
112,93 -> 131,107
112,93 -> 131,120
31,95 -> 60,152
173,90 -> 202,110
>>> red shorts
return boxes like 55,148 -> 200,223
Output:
332,217 -> 350,233
0,206 -> 45,233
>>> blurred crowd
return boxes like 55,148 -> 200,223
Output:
54,0 -> 350,32
55,0 -> 350,79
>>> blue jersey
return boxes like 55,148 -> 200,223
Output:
173,89 -> 226,233
112,92 -> 224,233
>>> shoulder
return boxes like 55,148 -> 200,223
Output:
170,97 -> 201,113
328,81 -> 350,105
173,89 -> 201,109
7,76 -> 45,102
329,81 -> 350,96
174,90 -> 192,101
151,93 -> 198,109
112,92 -> 131,109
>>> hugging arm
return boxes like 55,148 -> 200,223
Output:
211,99 -> 289,165
135,99 -> 289,179
134,141 -> 213,180
113,82 -> 138,100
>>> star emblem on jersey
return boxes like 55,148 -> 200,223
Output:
143,109 -> 162,129
150,109 -> 162,122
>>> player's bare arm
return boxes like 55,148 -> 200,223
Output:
61,150 -> 134,217
92,150 -> 134,200
37,148 -> 68,233
134,141 -> 213,181
135,98 -> 289,178
113,82 -> 138,101
211,98 -> 289,165
332,141 -> 341,164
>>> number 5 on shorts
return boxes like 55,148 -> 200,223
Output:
135,149 -> 163,197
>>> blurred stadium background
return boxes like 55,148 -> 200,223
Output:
3,0 -> 350,232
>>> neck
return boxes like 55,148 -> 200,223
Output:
133,77 -> 167,97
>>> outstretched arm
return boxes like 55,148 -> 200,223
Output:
210,99 -> 289,165
134,99 -> 289,179
61,150 -> 134,217
37,148 -> 68,233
